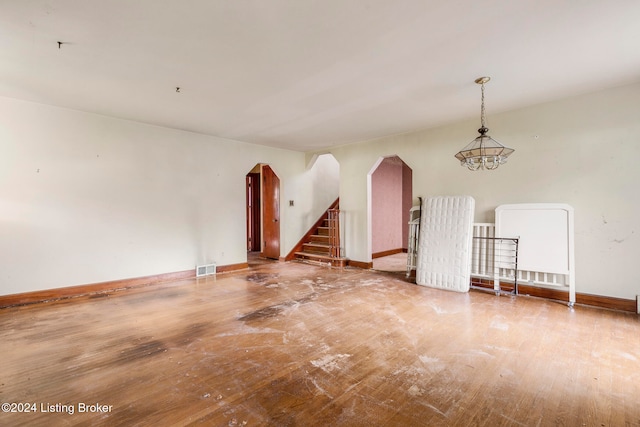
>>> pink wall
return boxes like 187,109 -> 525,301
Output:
371,157 -> 412,255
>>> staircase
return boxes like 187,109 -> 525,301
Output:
287,199 -> 347,267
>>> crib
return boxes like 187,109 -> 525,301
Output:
410,199 -> 576,306
405,204 -> 422,278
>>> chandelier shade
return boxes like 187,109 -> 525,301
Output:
455,77 -> 514,171
454,132 -> 515,171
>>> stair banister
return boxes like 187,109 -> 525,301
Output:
328,208 -> 340,258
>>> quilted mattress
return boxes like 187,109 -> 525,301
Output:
415,196 -> 475,292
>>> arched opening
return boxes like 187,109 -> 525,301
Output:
286,153 -> 343,265
246,164 -> 281,264
368,155 -> 412,272
305,153 -> 340,217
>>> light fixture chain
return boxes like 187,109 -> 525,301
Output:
454,76 -> 515,170
480,82 -> 486,128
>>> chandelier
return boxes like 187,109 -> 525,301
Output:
454,77 -> 514,171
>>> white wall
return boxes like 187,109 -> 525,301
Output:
0,96 -> 335,296
3,81 -> 638,301
281,153 -> 340,249
323,82 -> 640,300
306,153 -> 340,216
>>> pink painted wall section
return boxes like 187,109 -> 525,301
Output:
371,157 -> 412,255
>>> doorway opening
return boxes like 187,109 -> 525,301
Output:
246,164 -> 281,262
368,155 -> 413,273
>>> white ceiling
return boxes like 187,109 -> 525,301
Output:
1,1 -> 639,152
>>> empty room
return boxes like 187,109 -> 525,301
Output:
1,1 -> 639,426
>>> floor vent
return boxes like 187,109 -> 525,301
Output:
196,263 -> 216,277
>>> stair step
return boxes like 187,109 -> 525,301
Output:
303,242 -> 331,249
294,252 -> 347,267
302,243 -> 331,255
316,227 -> 330,236
294,251 -> 334,260
309,234 -> 330,243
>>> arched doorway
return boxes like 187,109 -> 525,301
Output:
246,164 -> 281,261
368,155 -> 412,272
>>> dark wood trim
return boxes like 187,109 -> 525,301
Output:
471,278 -> 515,292
372,248 -> 405,259
285,197 -> 340,261
246,172 -> 261,252
0,263 -> 249,309
294,252 -> 347,267
348,259 -> 373,269
517,283 -> 573,302
0,270 -> 195,308
470,278 -> 637,313
574,292 -> 636,313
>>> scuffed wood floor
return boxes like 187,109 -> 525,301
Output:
1,260 -> 639,426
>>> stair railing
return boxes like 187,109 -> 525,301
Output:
327,208 -> 341,258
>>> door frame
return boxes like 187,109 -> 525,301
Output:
245,172 -> 261,252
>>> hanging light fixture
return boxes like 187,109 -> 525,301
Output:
455,76 -> 514,171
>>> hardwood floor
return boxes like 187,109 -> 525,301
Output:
372,252 -> 407,273
1,261 -> 639,426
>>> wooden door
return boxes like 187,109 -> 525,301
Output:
261,165 -> 280,259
